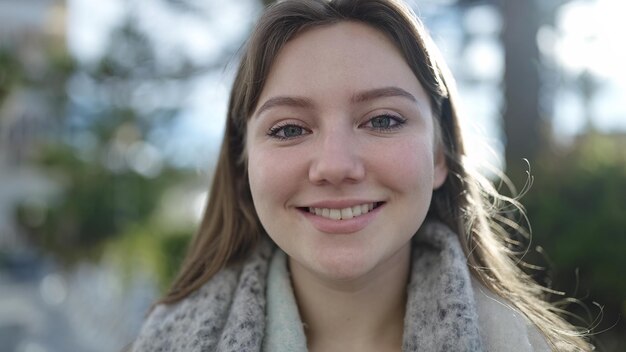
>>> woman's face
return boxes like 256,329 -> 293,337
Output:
246,21 -> 447,282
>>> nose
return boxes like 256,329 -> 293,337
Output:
308,128 -> 365,186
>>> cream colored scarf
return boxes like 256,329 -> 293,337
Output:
131,220 -> 549,351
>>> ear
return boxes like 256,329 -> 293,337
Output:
432,144 -> 448,190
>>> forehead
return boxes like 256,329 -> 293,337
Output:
255,21 -> 430,112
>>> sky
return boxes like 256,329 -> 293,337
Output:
550,0 -> 626,139
65,0 -> 626,171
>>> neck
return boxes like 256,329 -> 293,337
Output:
289,244 -> 411,352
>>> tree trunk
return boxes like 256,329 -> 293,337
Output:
499,0 -> 543,189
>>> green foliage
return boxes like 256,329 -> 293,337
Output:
0,47 -> 22,104
525,133 -> 626,292
523,133 -> 626,343
9,14 -> 196,269
0,37 -> 75,110
104,223 -> 192,292
15,141 -> 188,266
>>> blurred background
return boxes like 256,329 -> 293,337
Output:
0,0 -> 624,351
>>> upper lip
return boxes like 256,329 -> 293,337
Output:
301,199 -> 383,209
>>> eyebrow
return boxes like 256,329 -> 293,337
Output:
255,96 -> 314,117
351,86 -> 417,104
254,86 -> 417,117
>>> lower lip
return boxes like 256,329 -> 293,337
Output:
299,204 -> 384,234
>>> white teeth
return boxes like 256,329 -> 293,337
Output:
307,203 -> 378,220
340,207 -> 353,219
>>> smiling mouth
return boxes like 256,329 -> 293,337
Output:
300,202 -> 384,220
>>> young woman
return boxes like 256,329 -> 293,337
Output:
131,0 -> 592,350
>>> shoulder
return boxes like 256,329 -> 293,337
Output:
471,278 -> 551,352
131,266 -> 241,351
131,239 -> 275,351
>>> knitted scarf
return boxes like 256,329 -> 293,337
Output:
131,220 -> 547,351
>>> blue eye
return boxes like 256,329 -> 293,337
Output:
364,114 -> 406,130
268,123 -> 309,140
283,125 -> 304,137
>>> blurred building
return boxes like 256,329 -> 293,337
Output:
1,5 -> 160,351
0,0 -> 65,249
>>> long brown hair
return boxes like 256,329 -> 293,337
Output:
160,0 -> 592,349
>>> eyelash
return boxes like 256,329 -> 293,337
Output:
267,122 -> 310,140
266,114 -> 407,140
361,113 -> 407,131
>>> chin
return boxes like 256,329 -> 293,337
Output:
310,246 -> 378,282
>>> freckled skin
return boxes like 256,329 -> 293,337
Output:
246,22 -> 448,285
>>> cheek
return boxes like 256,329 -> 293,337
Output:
247,148 -> 305,207
371,137 -> 435,189
248,151 -> 274,203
